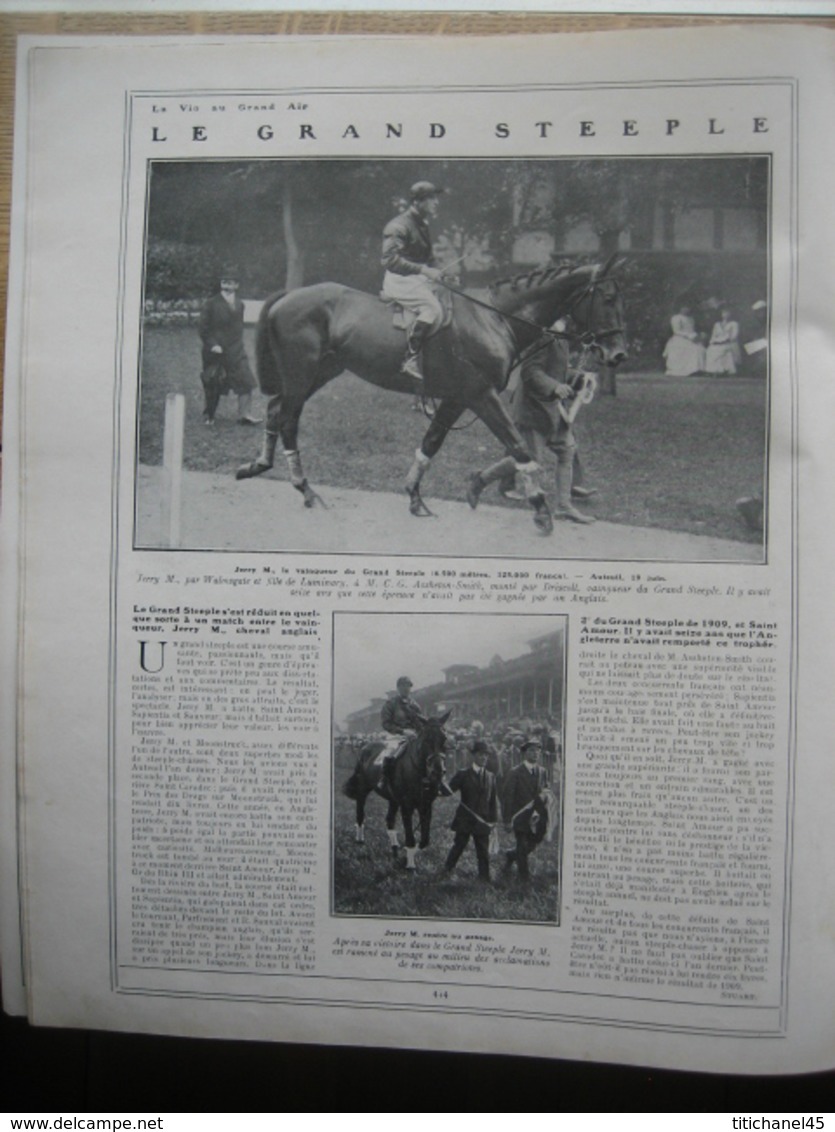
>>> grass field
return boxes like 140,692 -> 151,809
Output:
332,785 -> 561,925
139,324 -> 766,544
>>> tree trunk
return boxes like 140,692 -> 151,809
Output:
595,226 -> 620,394
282,175 -> 305,290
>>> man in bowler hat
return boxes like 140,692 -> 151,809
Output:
444,741 -> 498,882
198,264 -> 262,425
501,737 -> 549,882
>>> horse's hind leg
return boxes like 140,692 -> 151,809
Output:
405,400 -> 465,517
236,394 -> 281,478
355,791 -> 367,844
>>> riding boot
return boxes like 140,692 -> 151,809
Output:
401,320 -> 432,384
570,453 -> 598,499
555,459 -> 595,523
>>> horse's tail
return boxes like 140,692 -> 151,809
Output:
255,289 -> 287,397
343,753 -> 365,800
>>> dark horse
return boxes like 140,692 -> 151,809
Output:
236,257 -> 627,535
343,712 -> 451,871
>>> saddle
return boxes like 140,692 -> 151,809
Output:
379,286 -> 454,335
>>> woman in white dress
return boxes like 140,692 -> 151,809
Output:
663,306 -> 706,376
705,307 -> 742,374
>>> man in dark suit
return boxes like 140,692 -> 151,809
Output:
501,738 -> 549,883
499,327 -> 596,523
444,741 -> 498,882
198,265 -> 262,425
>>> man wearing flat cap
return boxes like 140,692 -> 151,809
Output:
381,181 -> 448,384
444,741 -> 498,883
501,737 -> 549,883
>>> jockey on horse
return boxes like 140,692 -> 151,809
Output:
378,676 -> 427,798
380,181 -> 449,385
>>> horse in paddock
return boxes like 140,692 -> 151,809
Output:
236,258 -> 627,535
343,712 -> 451,871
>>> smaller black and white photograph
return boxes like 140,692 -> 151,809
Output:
134,156 -> 768,563
332,612 -> 566,925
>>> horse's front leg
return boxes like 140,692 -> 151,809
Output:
405,399 -> 465,517
401,807 -> 418,871
386,800 -> 401,858
417,802 -> 432,851
466,388 -> 553,536
355,789 -> 366,844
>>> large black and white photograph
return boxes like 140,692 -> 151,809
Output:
332,612 -> 566,924
134,156 -> 768,563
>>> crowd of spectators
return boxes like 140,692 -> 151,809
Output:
337,714 -> 563,789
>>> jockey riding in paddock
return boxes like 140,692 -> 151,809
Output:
381,181 -> 450,385
379,676 -> 426,797
379,676 -> 452,798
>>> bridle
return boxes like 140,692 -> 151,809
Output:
440,271 -> 625,373
420,723 -> 447,785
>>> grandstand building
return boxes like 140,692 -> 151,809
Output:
343,628 -> 565,734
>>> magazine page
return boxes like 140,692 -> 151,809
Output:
4,26 -> 835,1073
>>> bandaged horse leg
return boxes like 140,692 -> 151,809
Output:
283,448 -> 324,509
404,846 -> 417,871
405,447 -> 434,517
407,399 -> 466,517
355,823 -> 365,844
235,394 -> 281,478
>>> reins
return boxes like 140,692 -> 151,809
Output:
439,274 -> 624,373
414,271 -> 622,425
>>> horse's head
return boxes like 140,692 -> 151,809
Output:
489,255 -> 628,368
417,709 -> 451,790
560,256 -> 628,368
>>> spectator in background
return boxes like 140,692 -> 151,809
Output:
743,300 -> 768,376
705,306 -> 742,375
198,265 -> 262,425
663,304 -> 706,376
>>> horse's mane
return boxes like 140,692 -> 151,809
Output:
488,262 -> 576,299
